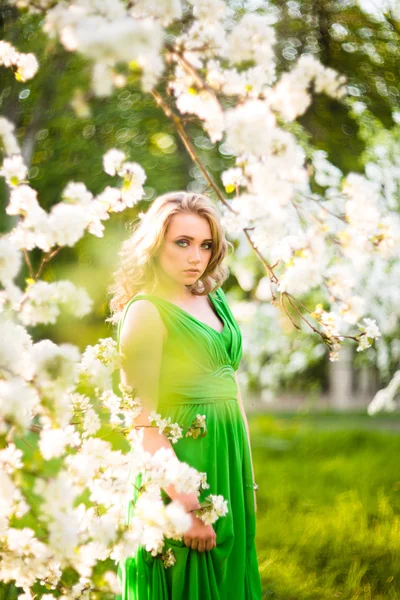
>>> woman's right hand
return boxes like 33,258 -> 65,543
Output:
183,513 -> 217,552
168,491 -> 217,551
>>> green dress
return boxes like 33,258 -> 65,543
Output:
116,286 -> 262,600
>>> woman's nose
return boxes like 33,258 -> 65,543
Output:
189,248 -> 201,263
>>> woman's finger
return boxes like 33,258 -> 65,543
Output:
197,539 -> 206,552
191,539 -> 198,550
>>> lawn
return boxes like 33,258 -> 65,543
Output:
250,413 -> 400,600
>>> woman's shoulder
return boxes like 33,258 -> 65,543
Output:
119,296 -> 168,345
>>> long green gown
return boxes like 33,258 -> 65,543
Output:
116,286 -> 262,599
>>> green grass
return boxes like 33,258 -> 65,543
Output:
250,414 -> 400,599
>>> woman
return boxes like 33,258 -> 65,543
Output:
109,191 -> 262,599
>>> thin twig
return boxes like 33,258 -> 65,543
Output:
23,248 -> 35,280
281,293 -> 301,331
286,293 -> 325,336
298,192 -> 346,222
35,246 -> 62,279
169,50 -> 217,96
150,89 -> 231,210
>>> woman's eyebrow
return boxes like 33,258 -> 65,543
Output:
174,235 -> 213,242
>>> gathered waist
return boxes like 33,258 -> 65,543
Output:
158,365 -> 238,408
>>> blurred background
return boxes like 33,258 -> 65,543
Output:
1,1 -> 400,597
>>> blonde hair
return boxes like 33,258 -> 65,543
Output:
108,191 -> 232,320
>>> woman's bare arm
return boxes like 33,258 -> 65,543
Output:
119,299 -> 200,511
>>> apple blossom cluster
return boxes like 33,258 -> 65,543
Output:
0,146 -> 146,260
102,148 -> 147,208
122,442 -> 229,542
78,338 -> 122,393
357,318 -> 382,352
0,322 -> 229,593
342,112 -> 400,399
220,135 -> 399,359
169,17 -> 346,143
10,0 -> 166,96
148,411 -> 184,444
310,305 -> 381,361
148,411 -> 207,443
0,232 -> 93,324
195,493 -> 229,526
226,236 -> 395,406
20,280 -> 93,326
128,436 -> 209,497
123,434 -> 228,550
228,295 -> 328,403
0,40 -> 39,81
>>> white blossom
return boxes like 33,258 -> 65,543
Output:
221,167 -> 246,190
225,100 -> 276,157
31,339 -> 80,390
164,501 -> 192,535
130,0 -> 182,25
0,40 -> 18,67
0,155 -> 28,187
0,443 -> 23,474
0,117 -> 20,155
357,318 -> 381,351
6,184 -> 40,217
103,149 -> 126,176
0,238 -> 21,285
49,203 -> 88,247
119,162 -> 147,206
18,280 -> 90,326
55,281 -> 93,318
188,0 -> 227,22
198,494 -> 228,525
62,181 -> 93,206
226,14 -> 276,70
39,425 -> 81,460
0,317 -> 33,380
0,377 -> 39,429
15,52 -> 39,81
0,40 -> 38,81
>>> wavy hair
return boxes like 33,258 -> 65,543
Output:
108,191 -> 232,321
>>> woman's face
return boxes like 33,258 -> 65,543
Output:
156,212 -> 214,287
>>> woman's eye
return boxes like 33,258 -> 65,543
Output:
176,240 -> 212,250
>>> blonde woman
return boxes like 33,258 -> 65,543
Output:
110,191 -> 262,599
